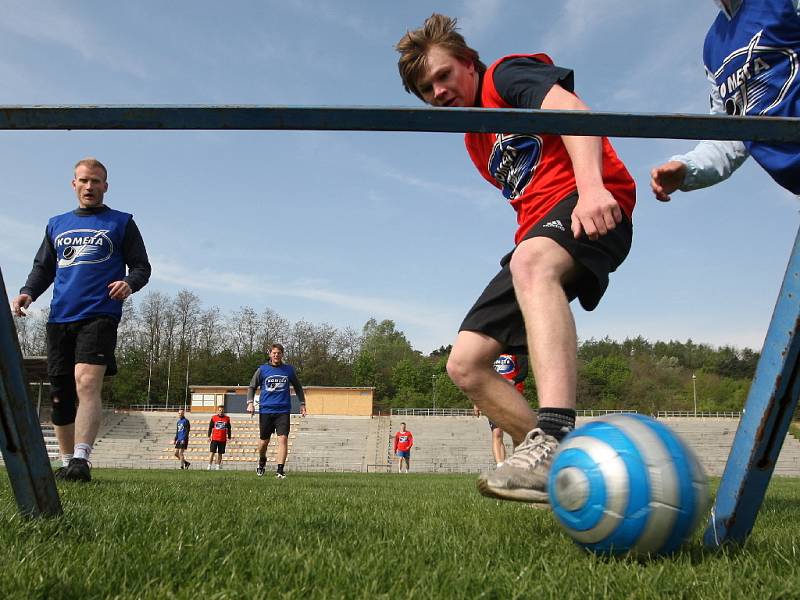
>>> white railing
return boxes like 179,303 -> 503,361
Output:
390,408 -> 476,417
128,404 -> 187,412
657,411 -> 742,418
576,409 -> 638,417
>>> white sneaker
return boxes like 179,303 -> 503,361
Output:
207,464 -> 212,471
477,428 -> 558,503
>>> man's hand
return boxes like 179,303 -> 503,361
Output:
571,186 -> 623,241
650,160 -> 687,202
472,405 -> 481,418
11,294 -> 32,317
247,401 -> 255,416
108,280 -> 132,301
300,404 -> 307,418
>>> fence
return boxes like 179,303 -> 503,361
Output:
657,411 -> 742,419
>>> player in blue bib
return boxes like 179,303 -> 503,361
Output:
651,0 -> 800,199
246,343 -> 306,478
12,158 -> 151,483
174,408 -> 191,470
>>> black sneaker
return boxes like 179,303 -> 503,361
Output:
183,461 -> 191,470
256,466 -> 265,477
65,457 -> 92,483
53,466 -> 69,481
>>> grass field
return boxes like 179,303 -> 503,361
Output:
1,469 -> 799,599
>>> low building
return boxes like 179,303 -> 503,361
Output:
189,384 -> 374,416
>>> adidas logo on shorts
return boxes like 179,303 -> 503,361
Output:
542,219 -> 565,231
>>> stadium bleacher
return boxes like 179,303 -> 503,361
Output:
4,411 -> 800,476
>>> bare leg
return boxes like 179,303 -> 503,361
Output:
475,237 -> 581,503
258,438 -> 269,462
73,363 -> 106,448
447,331 -> 536,446
276,435 -> 288,465
492,427 -> 506,465
53,423 -> 75,459
509,237 -> 580,411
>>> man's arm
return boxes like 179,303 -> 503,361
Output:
13,231 -> 56,316
541,84 -> 623,241
226,419 -> 232,440
122,218 -> 151,292
651,68 -> 749,200
109,218 -> 152,301
208,419 -> 213,438
246,368 -> 261,415
289,371 -> 307,416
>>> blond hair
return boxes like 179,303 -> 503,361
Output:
395,13 -> 486,100
74,157 -> 108,181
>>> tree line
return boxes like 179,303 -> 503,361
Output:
14,289 -> 760,413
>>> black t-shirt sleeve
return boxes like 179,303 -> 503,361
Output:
122,218 -> 151,293
290,371 -> 306,404
20,230 -> 56,300
492,57 -> 575,109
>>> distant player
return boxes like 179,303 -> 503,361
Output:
475,354 -> 529,468
174,407 -> 191,470
247,343 -> 306,479
394,422 -> 414,473
207,405 -> 231,470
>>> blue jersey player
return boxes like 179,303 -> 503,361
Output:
247,343 -> 306,479
174,408 -> 191,470
12,158 -> 150,483
651,0 -> 800,199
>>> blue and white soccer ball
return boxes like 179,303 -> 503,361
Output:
548,414 -> 709,557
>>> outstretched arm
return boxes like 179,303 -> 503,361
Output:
651,68 -> 748,201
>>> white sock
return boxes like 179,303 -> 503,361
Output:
74,443 -> 92,461
496,462 -> 504,468
62,453 -> 74,467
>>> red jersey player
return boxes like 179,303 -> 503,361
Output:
207,405 -> 232,471
393,422 -> 414,473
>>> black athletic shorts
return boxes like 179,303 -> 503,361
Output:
259,412 -> 291,440
209,440 -> 227,454
46,316 -> 119,377
460,192 -> 632,354
175,440 -> 188,450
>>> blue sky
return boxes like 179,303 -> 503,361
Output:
2,1 -> 797,354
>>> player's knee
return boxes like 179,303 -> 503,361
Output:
74,367 -> 103,397
50,375 -> 78,426
447,352 -> 481,392
510,240 -> 570,289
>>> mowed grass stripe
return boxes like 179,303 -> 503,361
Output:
1,469 -> 799,599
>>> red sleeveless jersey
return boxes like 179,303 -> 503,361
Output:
464,53 -> 636,244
